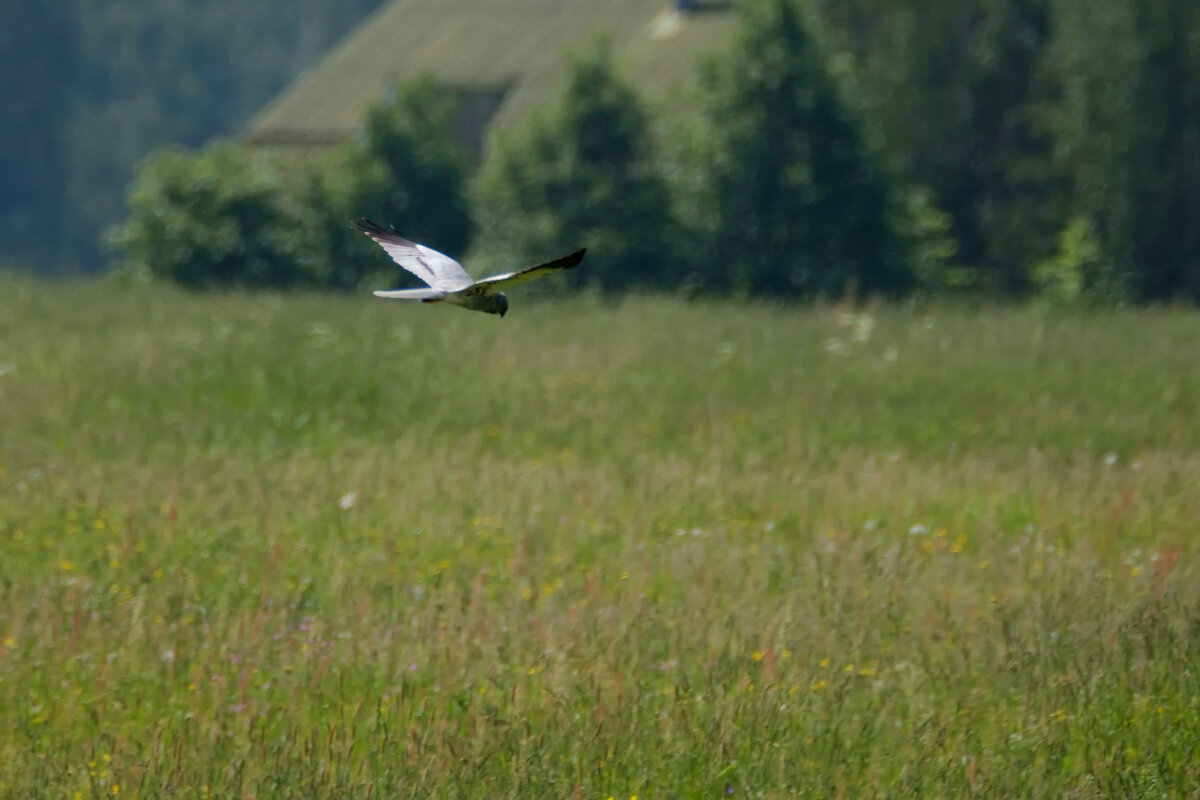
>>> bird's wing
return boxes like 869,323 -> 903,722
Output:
471,248 -> 587,295
353,219 -> 475,292
372,287 -> 447,300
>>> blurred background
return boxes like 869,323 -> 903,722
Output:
3,0 -> 1198,304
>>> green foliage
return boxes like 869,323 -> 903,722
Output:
473,43 -> 674,291
4,278 -> 1200,795
107,79 -> 471,292
816,0 -> 1067,293
683,0 -> 910,299
295,78 -> 473,290
341,78 -> 472,255
1032,216 -> 1106,306
0,0 -> 80,268
106,143 -> 302,289
893,187 -> 967,293
1050,0 -> 1200,302
0,0 -> 385,271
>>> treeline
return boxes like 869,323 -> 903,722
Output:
23,0 -> 1200,303
0,0 -> 384,272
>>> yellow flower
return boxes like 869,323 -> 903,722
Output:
752,650 -> 764,662
59,560 -> 74,572
819,658 -> 830,668
781,650 -> 792,660
1130,566 -> 1141,577
811,680 -> 828,691
619,571 -> 629,580
2,636 -> 14,648
111,785 -> 120,796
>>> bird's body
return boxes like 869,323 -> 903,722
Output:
354,220 -> 586,317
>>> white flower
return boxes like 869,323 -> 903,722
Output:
824,337 -> 850,356
338,490 -> 360,510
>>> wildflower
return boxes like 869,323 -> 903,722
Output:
811,680 -> 828,691
2,636 -> 14,648
338,490 -> 359,510
909,524 -> 928,536
819,658 -> 830,668
824,337 -> 849,356
752,650 -> 764,662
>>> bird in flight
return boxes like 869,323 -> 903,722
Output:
354,219 -> 586,317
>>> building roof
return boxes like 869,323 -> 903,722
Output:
244,0 -> 739,153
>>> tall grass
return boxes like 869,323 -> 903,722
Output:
2,275 -> 1199,797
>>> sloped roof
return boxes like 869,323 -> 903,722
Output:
245,0 -> 739,150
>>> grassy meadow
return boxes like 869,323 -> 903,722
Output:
2,274 -> 1200,798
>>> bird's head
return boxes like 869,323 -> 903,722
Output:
494,293 -> 509,318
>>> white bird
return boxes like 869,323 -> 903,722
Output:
354,220 -> 586,317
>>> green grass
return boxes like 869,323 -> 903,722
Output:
2,275 -> 1200,798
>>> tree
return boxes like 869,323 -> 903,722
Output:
106,143 -> 302,289
1051,0 -> 1200,301
305,77 -> 473,290
0,0 -> 80,268
472,42 -> 675,292
107,78 -> 472,292
681,0 -> 908,298
814,0 -> 1067,294
0,0 -> 386,273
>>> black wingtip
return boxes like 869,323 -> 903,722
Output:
351,218 -> 387,236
